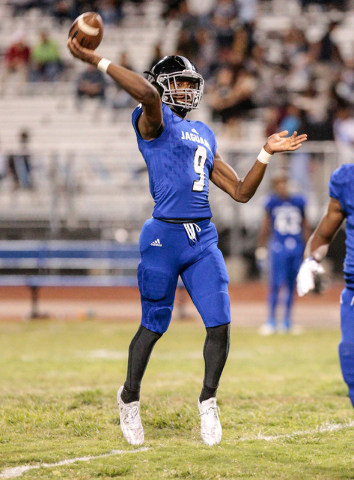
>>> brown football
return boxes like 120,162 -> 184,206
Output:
69,12 -> 104,50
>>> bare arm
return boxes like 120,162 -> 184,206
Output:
210,150 -> 267,203
67,37 -> 163,140
304,197 -> 345,261
210,76 -> 256,111
302,215 -> 312,244
210,131 -> 307,203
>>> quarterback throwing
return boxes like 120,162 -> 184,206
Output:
67,36 -> 307,446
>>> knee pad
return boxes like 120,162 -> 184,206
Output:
138,265 -> 175,302
138,265 -> 176,334
143,306 -> 173,334
339,342 -> 354,407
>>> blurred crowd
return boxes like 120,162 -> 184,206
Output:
2,0 -> 354,151
8,0 -> 146,25
170,0 -> 353,145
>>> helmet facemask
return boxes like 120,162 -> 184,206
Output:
149,70 -> 204,116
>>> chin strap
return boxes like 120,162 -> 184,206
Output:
170,105 -> 189,117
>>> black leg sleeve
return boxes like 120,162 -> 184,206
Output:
121,325 -> 162,403
199,323 -> 230,403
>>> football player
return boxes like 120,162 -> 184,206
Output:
257,173 -> 310,335
67,38 -> 307,446
297,164 -> 354,407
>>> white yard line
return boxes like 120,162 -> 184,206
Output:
2,422 -> 354,479
0,447 -> 149,479
239,421 -> 354,442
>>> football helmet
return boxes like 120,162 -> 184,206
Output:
146,55 -> 204,117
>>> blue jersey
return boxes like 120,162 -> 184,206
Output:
329,164 -> 354,288
265,194 -> 306,250
132,103 -> 217,219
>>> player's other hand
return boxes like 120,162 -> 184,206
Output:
296,258 -> 325,297
67,37 -> 100,66
265,131 -> 307,155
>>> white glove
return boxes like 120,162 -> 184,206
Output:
297,258 -> 325,297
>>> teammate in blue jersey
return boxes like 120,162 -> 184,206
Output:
67,37 -> 307,446
257,174 -> 310,335
297,164 -> 354,408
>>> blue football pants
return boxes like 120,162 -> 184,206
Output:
268,246 -> 303,328
137,218 -> 231,334
339,287 -> 354,407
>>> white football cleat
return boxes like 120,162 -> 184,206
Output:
258,323 -> 276,336
198,397 -> 222,446
117,386 -> 144,445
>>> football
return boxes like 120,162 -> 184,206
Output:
69,12 -> 104,50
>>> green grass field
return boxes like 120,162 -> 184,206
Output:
1,319 -> 354,480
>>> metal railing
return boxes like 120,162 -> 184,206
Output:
0,142 -> 346,238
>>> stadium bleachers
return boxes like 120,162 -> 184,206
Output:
0,1 -> 349,236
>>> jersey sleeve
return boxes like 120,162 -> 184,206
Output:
131,104 -> 143,138
329,166 -> 347,213
131,103 -> 170,142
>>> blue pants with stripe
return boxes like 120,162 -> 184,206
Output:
137,218 -> 231,334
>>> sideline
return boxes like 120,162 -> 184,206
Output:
0,447 -> 149,479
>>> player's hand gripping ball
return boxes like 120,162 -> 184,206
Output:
69,12 -> 104,50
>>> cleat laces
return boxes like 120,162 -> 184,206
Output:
124,405 -> 141,430
200,405 -> 220,432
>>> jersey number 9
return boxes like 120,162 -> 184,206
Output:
192,146 -> 207,192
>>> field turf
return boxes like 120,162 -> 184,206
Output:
0,320 -> 353,479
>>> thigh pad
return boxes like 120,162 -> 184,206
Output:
138,265 -> 175,302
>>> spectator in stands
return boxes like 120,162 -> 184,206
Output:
211,1 -> 237,52
176,29 -> 200,64
0,31 -> 31,93
72,0 -> 97,17
162,0 -> 185,20
335,58 -> 354,106
97,0 -> 124,25
30,30 -> 63,82
147,43 -> 163,74
174,1 -> 201,64
294,81 -> 334,140
10,0 -> 52,15
194,27 -> 216,80
279,104 -> 303,135
76,64 -> 106,105
111,51 -> 136,111
300,0 -> 347,11
333,103 -> 354,163
232,21 -> 255,66
208,65 -> 256,133
7,129 -> 33,190
278,104 -> 310,192
52,0 -> 72,25
308,21 -> 343,86
248,44 -> 279,108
